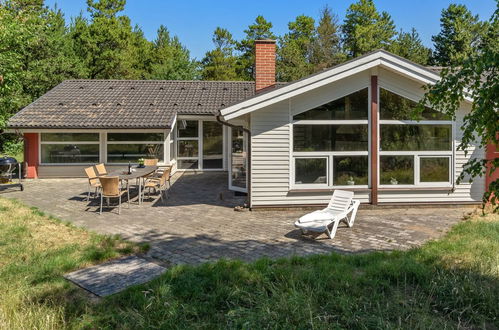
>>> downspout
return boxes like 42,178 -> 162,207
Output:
216,114 -> 252,209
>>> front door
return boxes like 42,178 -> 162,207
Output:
229,127 -> 248,192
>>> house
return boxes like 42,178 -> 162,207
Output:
7,40 -> 493,208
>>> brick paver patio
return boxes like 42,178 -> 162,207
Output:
4,172 -> 471,266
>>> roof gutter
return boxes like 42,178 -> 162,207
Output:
216,114 -> 251,209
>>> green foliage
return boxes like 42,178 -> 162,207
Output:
342,0 -> 396,57
278,7 -> 345,82
201,27 -> 240,81
421,5 -> 499,209
0,0 -> 86,130
149,25 -> 197,80
431,4 -> 484,66
311,6 -> 346,71
236,15 -> 276,80
277,15 -> 316,81
390,28 -> 431,65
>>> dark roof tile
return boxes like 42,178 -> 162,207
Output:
8,80 -> 257,129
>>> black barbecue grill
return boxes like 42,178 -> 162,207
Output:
0,156 -> 23,191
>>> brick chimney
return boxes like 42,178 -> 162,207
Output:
254,39 -> 276,92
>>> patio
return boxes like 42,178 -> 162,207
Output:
3,172 -> 471,266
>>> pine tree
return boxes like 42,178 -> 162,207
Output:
390,28 -> 431,65
149,25 -> 197,80
70,0 -> 141,79
237,16 -> 276,80
201,27 -> 239,80
342,0 -> 396,58
311,6 -> 345,71
431,4 -> 483,66
277,15 -> 316,81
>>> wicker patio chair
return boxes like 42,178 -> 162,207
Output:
95,163 -> 108,176
143,166 -> 171,202
98,176 -> 130,215
144,158 -> 159,166
84,166 -> 101,201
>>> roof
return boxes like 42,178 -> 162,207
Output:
7,80 -> 257,129
220,49 -> 456,121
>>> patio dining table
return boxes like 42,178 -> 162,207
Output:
104,165 -> 158,205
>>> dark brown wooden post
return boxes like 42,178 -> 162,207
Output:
370,75 -> 378,205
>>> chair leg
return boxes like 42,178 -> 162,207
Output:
99,194 -> 103,215
87,185 -> 91,201
107,197 -> 110,207
127,186 -> 130,208
118,195 -> 121,215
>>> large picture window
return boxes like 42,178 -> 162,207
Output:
106,132 -> 164,163
379,88 -> 453,187
292,88 -> 369,188
40,133 -> 100,164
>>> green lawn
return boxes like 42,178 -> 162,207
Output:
0,197 -> 498,329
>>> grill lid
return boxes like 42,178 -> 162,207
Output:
0,157 -> 18,165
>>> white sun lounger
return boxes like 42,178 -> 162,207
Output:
294,190 -> 360,239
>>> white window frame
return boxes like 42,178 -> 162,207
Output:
175,118 -> 225,171
105,131 -> 166,165
290,86 -> 371,190
39,132 -> 101,165
292,156 -> 329,189
378,86 -> 455,188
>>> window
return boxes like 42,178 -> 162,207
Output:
202,121 -> 223,169
333,156 -> 368,185
176,119 -> 224,170
177,120 -> 199,169
380,88 -> 450,120
292,88 -> 369,188
380,125 -> 452,151
379,88 -> 453,186
294,158 -> 327,185
106,132 -> 164,163
40,133 -> 100,164
420,157 -> 450,183
293,125 -> 368,151
380,156 -> 414,185
293,88 -> 368,120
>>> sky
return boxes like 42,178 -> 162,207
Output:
45,0 -> 497,60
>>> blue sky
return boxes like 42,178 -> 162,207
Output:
45,0 -> 496,60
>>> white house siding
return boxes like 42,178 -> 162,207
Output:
250,68 -> 484,207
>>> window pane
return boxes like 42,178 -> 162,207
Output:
41,144 -> 99,163
380,88 -> 450,120
41,133 -> 99,142
293,88 -> 368,120
295,158 -> 327,184
380,156 -> 414,185
107,133 -> 164,142
420,157 -> 450,182
177,120 -> 198,138
293,125 -> 368,151
203,121 -> 223,169
178,159 -> 198,169
178,140 -> 198,157
107,144 -> 163,163
333,156 -> 368,185
381,125 -> 451,151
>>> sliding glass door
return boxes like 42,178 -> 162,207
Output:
176,119 -> 224,170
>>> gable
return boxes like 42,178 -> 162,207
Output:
219,50 -> 468,121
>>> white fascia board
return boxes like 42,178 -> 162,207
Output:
221,51 -> 449,120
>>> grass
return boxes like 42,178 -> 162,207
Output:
0,198 -> 498,329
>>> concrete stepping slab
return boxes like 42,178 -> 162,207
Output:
65,256 -> 166,297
